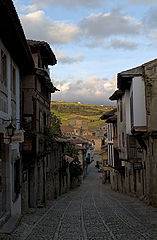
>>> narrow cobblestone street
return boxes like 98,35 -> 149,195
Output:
3,160 -> 157,240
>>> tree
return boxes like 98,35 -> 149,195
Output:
65,143 -> 83,181
39,112 -> 62,146
50,112 -> 62,137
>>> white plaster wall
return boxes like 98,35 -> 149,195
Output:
0,38 -> 21,216
0,39 -> 20,129
117,100 -> 120,146
0,39 -> 10,126
107,123 -> 115,166
86,148 -> 94,161
112,144 -> 115,167
117,95 -> 128,160
125,90 -> 131,134
107,123 -> 113,143
108,144 -> 114,167
131,76 -> 146,127
16,68 -> 20,130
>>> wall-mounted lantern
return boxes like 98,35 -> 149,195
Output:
6,123 -> 15,138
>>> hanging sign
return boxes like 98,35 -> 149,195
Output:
133,162 -> 143,170
3,131 -> 10,144
11,130 -> 24,143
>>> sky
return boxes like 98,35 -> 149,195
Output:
13,0 -> 157,105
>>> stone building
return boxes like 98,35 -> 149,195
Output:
110,67 -> 147,197
70,138 -> 88,166
142,59 -> 157,206
99,146 -> 109,184
74,145 -> 87,181
91,124 -> 107,138
110,58 -> 157,206
86,135 -> 102,153
47,138 -> 71,199
61,126 -> 75,137
0,0 -> 34,228
101,108 -> 124,189
68,116 -> 88,132
21,40 -> 57,210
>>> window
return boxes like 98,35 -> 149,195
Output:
41,81 -> 49,98
11,65 -> 16,95
113,125 -> 117,137
23,115 -> 32,130
103,160 -> 108,166
138,169 -> 141,183
152,143 -> 154,156
1,50 -> 7,86
43,112 -> 47,126
122,132 -> 125,147
119,134 -> 121,147
120,99 -> 123,122
46,156 -> 49,168
130,92 -> 134,127
38,54 -> 42,68
39,111 -> 43,133
107,124 -> 110,140
110,124 -> 113,141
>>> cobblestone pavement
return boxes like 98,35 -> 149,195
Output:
2,160 -> 157,240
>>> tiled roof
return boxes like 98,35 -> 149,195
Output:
142,58 -> 157,66
61,126 -> 74,133
86,135 -> 101,140
71,138 -> 88,144
133,126 -> 147,132
106,114 -> 117,123
55,137 -> 68,143
75,145 -> 87,150
109,90 -> 124,101
0,0 -> 34,73
27,40 -> 57,66
100,108 -> 117,120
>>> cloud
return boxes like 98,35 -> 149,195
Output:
131,0 -> 157,3
107,38 -> 138,50
18,7 -> 141,48
150,31 -> 157,42
56,51 -> 84,64
19,10 -> 80,44
79,10 -> 141,40
141,7 -> 157,43
52,75 -> 117,105
142,8 -> 157,30
28,0 -> 105,10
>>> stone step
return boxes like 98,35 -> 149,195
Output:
0,215 -> 19,234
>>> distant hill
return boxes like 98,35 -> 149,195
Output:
50,101 -> 115,130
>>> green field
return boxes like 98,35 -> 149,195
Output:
50,101 -> 115,131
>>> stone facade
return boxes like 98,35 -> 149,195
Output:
109,59 -> 157,207
143,60 -> 157,206
61,126 -> 75,137
47,139 -> 71,199
68,116 -> 88,131
0,0 -> 34,227
21,40 -> 57,210
86,135 -> 103,153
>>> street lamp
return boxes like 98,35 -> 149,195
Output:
6,123 -> 15,138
